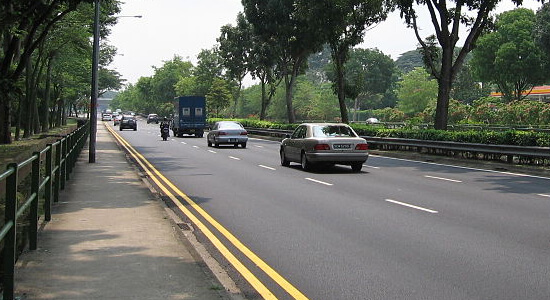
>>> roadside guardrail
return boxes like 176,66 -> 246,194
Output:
246,127 -> 550,166
0,121 -> 89,300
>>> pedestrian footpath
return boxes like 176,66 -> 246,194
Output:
14,122 -> 233,299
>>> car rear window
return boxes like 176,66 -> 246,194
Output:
219,122 -> 243,129
313,125 -> 355,138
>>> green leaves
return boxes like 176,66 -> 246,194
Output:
472,8 -> 547,102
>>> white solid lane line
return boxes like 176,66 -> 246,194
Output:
259,165 -> 276,170
424,175 -> 462,183
364,165 -> 380,169
305,178 -> 333,186
385,199 -> 439,214
379,156 -> 550,180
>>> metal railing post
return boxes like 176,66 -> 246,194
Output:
54,141 -> 62,202
30,153 -> 40,250
3,163 -> 18,300
45,144 -> 53,221
60,137 -> 67,190
65,134 -> 72,181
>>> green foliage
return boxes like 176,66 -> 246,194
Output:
326,48 -> 398,111
206,78 -> 232,117
394,49 -> 423,73
220,117 -> 550,147
472,8 -> 547,102
150,55 -> 193,102
193,48 -> 224,97
451,62 -> 490,104
396,67 -> 438,115
535,3 -> 550,62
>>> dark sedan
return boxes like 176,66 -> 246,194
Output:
119,115 -> 137,131
280,123 -> 369,172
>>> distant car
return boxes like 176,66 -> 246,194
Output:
280,123 -> 369,172
119,115 -> 137,131
147,114 -> 159,124
207,121 -> 248,148
113,114 -> 123,126
101,114 -> 112,121
366,117 -> 380,124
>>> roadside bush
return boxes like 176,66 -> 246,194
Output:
211,117 -> 550,147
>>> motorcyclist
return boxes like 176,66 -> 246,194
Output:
160,117 -> 170,138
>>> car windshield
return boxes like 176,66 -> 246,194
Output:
312,125 -> 355,138
219,122 -> 243,130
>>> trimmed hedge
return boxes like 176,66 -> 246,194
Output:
208,118 -> 550,147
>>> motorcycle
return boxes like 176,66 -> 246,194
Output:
160,124 -> 170,141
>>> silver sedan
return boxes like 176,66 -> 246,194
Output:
280,123 -> 369,172
207,121 -> 248,148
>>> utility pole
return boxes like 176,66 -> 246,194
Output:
89,0 -> 100,163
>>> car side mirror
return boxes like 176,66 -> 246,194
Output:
285,134 -> 291,139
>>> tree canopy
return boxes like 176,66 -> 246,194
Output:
472,8 -> 547,102
394,0 -> 524,130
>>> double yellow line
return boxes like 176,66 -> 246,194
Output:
106,125 -> 308,300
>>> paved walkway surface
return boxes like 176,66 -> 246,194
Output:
14,123 -> 234,299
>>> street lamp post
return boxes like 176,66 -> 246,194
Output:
89,0 -> 100,163
89,2 -> 142,163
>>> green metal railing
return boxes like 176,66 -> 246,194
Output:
0,121 -> 89,300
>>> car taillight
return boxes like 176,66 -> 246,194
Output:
218,131 -> 227,135
355,143 -> 369,150
314,144 -> 330,150
240,131 -> 248,135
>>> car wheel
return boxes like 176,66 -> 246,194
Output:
280,149 -> 290,167
207,140 -> 212,147
241,142 -> 247,148
133,126 -> 137,131
119,127 -> 123,131
301,152 -> 312,171
351,163 -> 363,172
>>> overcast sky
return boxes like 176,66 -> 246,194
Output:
107,0 -> 543,88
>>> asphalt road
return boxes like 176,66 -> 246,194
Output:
113,120 -> 550,300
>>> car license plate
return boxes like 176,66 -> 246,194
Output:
333,144 -> 351,149
229,138 -> 238,142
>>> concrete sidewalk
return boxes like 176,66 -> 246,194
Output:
14,123 -> 234,299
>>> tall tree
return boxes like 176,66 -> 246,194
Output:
471,8 -> 547,102
150,55 -> 193,103
218,13 -> 251,116
534,3 -> 550,75
394,0 -> 523,130
206,78 -> 232,117
243,0 -> 326,123
0,0 -> 121,144
193,48 -> 223,97
313,0 -> 388,123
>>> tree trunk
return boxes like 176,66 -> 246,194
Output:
0,91 -> 12,144
41,56 -> 53,132
434,48 -> 453,130
284,74 -> 296,123
260,79 -> 267,120
334,53 -> 349,124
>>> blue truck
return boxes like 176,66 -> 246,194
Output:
171,96 -> 207,137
